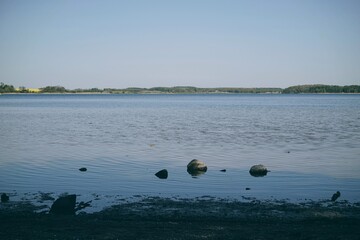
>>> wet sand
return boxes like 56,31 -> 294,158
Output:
1,197 -> 360,239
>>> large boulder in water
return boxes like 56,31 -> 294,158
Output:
187,159 -> 207,176
50,194 -> 76,215
249,164 -> 269,177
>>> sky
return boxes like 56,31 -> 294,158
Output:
0,0 -> 359,89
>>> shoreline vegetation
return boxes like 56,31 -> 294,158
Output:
1,82 -> 360,94
1,195 -> 360,239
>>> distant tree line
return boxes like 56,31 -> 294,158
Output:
102,86 -> 282,94
200,87 -> 282,94
41,86 -> 67,93
0,82 -> 16,93
1,82 -> 359,94
282,85 -> 360,94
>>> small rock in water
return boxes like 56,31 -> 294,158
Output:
1,193 -> 9,203
50,194 -> 76,215
331,191 -> 341,202
155,169 -> 168,179
79,167 -> 87,172
220,169 -> 226,172
249,164 -> 269,177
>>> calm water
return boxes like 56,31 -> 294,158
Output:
1,94 -> 360,204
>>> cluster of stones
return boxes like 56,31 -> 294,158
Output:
1,162 -> 343,215
154,160 -> 271,179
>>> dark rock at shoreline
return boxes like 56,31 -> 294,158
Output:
50,194 -> 76,215
155,169 -> 168,179
187,159 -> 207,176
331,191 -> 341,201
79,167 -> 87,172
249,164 -> 269,177
1,193 -> 9,203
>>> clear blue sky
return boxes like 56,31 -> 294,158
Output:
0,0 -> 359,89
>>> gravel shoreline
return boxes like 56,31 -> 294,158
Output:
1,196 -> 360,239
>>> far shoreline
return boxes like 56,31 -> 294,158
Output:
2,92 -> 360,95
0,92 -> 360,95
2,83 -> 360,94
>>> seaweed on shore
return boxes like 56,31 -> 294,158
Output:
1,196 -> 360,240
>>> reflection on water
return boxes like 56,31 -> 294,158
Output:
0,94 -> 359,202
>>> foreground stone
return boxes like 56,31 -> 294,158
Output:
50,194 -> 76,215
187,159 -> 207,176
1,193 -> 9,203
249,164 -> 269,177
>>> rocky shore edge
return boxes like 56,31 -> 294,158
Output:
1,196 -> 360,239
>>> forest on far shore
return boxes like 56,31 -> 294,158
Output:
1,82 -> 360,94
282,84 -> 360,94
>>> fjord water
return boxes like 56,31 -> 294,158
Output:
1,94 -> 359,203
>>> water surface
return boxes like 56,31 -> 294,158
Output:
1,94 -> 359,203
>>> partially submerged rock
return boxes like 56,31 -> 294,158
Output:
331,191 -> 341,202
155,169 -> 168,179
187,159 -> 207,176
249,164 -> 269,177
1,193 -> 9,203
50,194 -> 76,215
